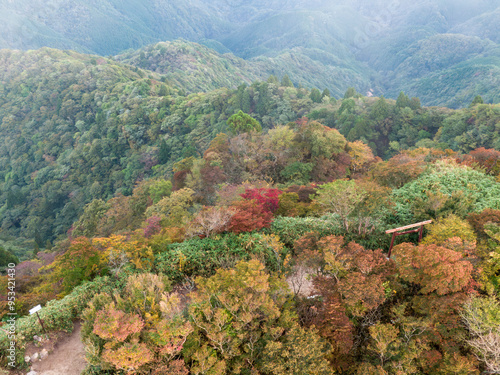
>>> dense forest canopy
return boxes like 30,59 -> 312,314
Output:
1,89 -> 500,372
1,2 -> 500,374
0,47 -> 500,261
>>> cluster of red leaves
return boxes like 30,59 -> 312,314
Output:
226,188 -> 282,233
228,199 -> 274,233
240,188 -> 282,213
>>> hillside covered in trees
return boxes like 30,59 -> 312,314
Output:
2,0 -> 500,106
1,42 -> 500,374
1,47 -> 500,261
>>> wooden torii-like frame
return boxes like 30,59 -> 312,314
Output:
385,220 -> 432,257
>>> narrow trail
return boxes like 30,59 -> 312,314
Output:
29,322 -> 86,375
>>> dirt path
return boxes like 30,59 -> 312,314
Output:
29,322 -> 86,375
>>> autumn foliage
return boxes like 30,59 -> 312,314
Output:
228,199 -> 274,233
240,187 -> 282,213
392,242 -> 474,295
370,149 -> 428,188
467,208 -> 500,240
7,107 -> 500,375
82,273 -> 192,373
93,305 -> 144,342
458,147 -> 500,175
42,237 -> 106,296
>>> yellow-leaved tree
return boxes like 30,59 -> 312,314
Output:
185,259 -> 332,374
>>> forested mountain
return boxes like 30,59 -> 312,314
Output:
115,41 -> 265,94
1,56 -> 500,372
1,47 -> 500,262
114,40 -> 372,97
2,2 -> 500,374
1,0 -> 500,106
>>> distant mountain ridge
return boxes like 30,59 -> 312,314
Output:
1,0 -> 500,106
114,40 -> 374,98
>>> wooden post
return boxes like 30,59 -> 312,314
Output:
385,220 -> 432,258
36,311 -> 48,336
29,304 -> 48,338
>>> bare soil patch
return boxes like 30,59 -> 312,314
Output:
24,322 -> 86,375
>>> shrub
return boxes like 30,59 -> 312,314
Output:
154,232 -> 287,282
82,273 -> 191,374
392,161 -> 500,223
270,215 -> 342,248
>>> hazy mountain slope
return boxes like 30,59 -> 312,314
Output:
115,41 -> 266,93
390,53 -> 500,108
450,6 -> 500,43
0,0 -> 230,55
253,49 -> 375,98
351,0 -> 500,107
1,0 -> 500,106
381,34 -> 500,107
0,48 -> 171,255
221,6 -> 365,59
115,40 -> 375,97
393,34 -> 493,78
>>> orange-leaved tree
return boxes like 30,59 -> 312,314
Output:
390,241 -> 479,373
82,273 -> 192,374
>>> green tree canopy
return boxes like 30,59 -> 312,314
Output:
227,110 -> 262,135
470,95 -> 484,107
310,88 -> 322,103
281,74 -> 294,87
0,246 -> 19,269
